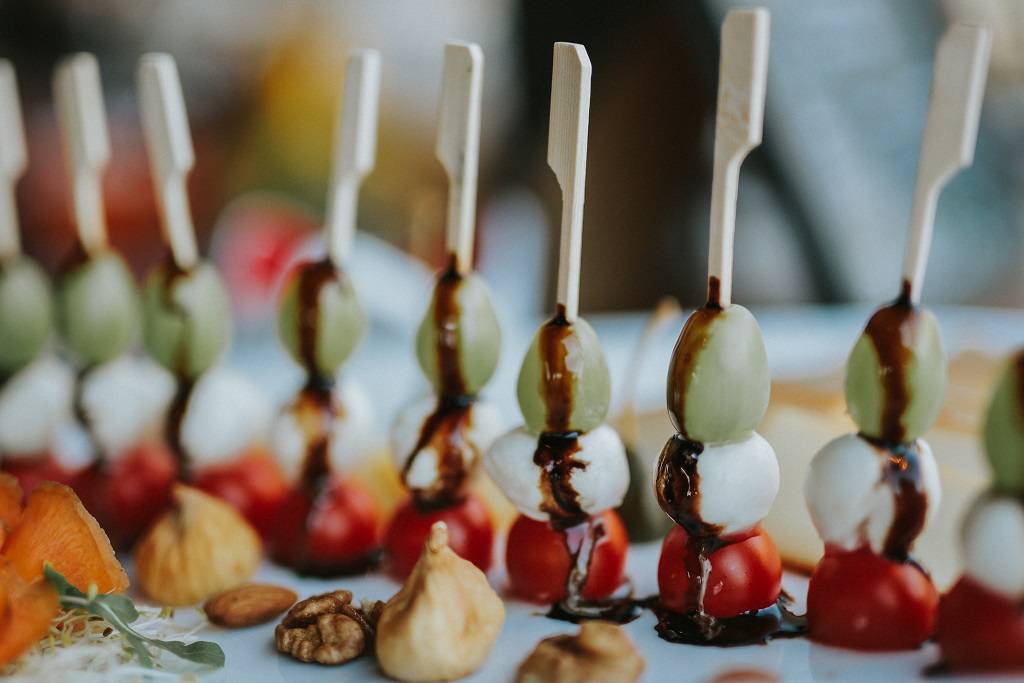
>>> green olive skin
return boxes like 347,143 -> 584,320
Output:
278,264 -> 366,377
415,272 -> 500,396
667,304 -> 770,444
142,260 -> 231,379
983,352 -> 1024,494
57,250 -> 138,367
845,307 -> 946,442
517,315 -> 610,434
0,256 -> 53,375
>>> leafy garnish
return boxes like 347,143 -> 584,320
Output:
43,564 -> 225,669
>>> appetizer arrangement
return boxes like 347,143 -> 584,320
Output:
484,42 -> 632,617
387,42 -> 502,579
652,8 -> 788,646
268,49 -> 381,575
803,23 -> 990,651
0,10 -> 1019,682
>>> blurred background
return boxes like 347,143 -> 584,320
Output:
3,0 -> 1024,326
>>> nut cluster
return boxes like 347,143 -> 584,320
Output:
275,590 -> 383,666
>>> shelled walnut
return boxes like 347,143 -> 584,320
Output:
274,589 -> 384,665
514,621 -> 645,683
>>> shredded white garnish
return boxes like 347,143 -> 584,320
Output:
2,607 -> 219,683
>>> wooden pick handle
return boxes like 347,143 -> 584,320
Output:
436,42 -> 483,274
326,48 -> 381,267
0,61 -> 26,260
138,53 -> 199,270
901,24 -> 991,304
54,53 -> 110,256
548,42 -> 592,322
707,8 -> 770,308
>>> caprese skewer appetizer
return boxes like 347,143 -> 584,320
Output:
386,42 -> 503,580
485,43 -> 632,619
936,348 -> 1024,672
803,24 -> 990,651
267,50 -> 381,574
136,54 -> 286,538
653,9 -> 787,645
0,60 -> 77,495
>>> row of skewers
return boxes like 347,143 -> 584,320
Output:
0,7 -> 1020,674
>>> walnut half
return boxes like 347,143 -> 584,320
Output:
274,589 -> 384,665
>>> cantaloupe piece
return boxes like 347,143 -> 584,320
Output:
0,560 -> 59,667
4,483 -> 127,594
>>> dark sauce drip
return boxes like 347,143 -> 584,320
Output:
666,304 -> 723,439
57,239 -> 90,277
402,254 -> 475,509
651,592 -> 807,646
862,281 -> 916,443
295,258 -> 338,376
706,275 -> 722,308
545,516 -> 643,624
295,374 -> 337,494
861,435 -> 928,563
534,433 -> 587,528
161,254 -> 196,476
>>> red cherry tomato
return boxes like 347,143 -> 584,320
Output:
75,441 -> 178,550
383,493 -> 494,580
506,510 -> 628,604
269,477 -> 379,575
193,450 -> 290,539
2,453 -> 78,496
938,576 -> 1024,672
657,524 -> 781,618
807,545 -> 938,650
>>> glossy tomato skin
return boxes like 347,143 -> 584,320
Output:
937,576 -> 1024,672
506,510 -> 628,604
384,493 -> 493,580
657,524 -> 781,618
269,477 -> 379,576
74,441 -> 178,549
807,545 -> 938,651
2,453 -> 79,496
193,450 -> 290,540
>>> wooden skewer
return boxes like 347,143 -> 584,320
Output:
548,42 -> 592,323
706,8 -> 770,308
137,53 -> 199,270
901,23 -> 990,305
325,49 -> 381,268
436,42 -> 483,274
0,60 -> 26,260
54,53 -> 110,256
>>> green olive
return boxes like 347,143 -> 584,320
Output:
416,272 -> 500,396
142,260 -> 231,378
983,351 -> 1024,493
666,304 -> 770,444
57,250 -> 138,367
845,306 -> 946,442
278,261 -> 366,377
0,256 -> 53,375
517,314 -> 609,434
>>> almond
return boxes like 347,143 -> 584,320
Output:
205,583 -> 298,628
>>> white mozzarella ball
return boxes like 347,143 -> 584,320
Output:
0,355 -> 74,456
180,366 -> 272,465
690,432 -> 779,536
804,433 -> 941,554
390,394 -> 502,493
962,493 -> 1024,599
273,378 -> 374,483
80,356 -> 175,456
483,424 -> 629,522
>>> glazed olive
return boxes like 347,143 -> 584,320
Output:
142,260 -> 231,379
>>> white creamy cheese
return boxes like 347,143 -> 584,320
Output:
180,366 -> 273,466
0,355 -> 74,456
961,493 -> 1024,599
273,378 -> 374,483
804,432 -> 941,555
483,423 -> 629,521
390,394 -> 503,493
